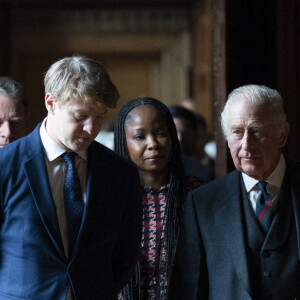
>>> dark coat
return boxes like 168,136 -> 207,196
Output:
0,124 -> 142,300
170,162 -> 300,300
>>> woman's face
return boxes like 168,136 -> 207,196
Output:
125,105 -> 172,176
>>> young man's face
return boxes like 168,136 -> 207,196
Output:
0,94 -> 26,147
45,94 -> 108,152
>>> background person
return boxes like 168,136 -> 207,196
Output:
0,55 -> 142,300
194,113 -> 215,168
114,97 -> 204,300
170,84 -> 300,300
95,120 -> 115,150
0,76 -> 28,147
169,105 -> 214,181
180,98 -> 215,168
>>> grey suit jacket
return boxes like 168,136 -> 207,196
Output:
170,161 -> 300,300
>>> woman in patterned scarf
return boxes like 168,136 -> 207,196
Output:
114,97 -> 204,300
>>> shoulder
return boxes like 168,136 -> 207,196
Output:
0,136 -> 30,183
0,134 -> 30,162
186,170 -> 241,216
286,158 -> 300,172
184,174 -> 205,191
0,123 -> 42,155
89,140 -> 138,172
182,155 -> 214,181
285,158 -> 300,184
190,169 -> 240,197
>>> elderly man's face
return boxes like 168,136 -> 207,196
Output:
227,100 -> 290,181
0,94 -> 26,147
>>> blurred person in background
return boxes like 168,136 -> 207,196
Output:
0,76 -> 28,147
169,105 -> 214,182
194,113 -> 215,168
95,120 -> 115,150
181,98 -> 215,168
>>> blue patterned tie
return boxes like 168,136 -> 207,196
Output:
62,152 -> 84,257
256,181 -> 274,233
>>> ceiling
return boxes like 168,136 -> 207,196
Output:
1,0 -> 198,9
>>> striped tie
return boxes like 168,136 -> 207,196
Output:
256,181 -> 274,233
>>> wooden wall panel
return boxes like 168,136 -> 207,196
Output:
276,0 -> 300,161
212,0 -> 228,178
9,8 -> 194,132
0,5 -> 11,75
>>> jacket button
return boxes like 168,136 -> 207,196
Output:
263,271 -> 272,278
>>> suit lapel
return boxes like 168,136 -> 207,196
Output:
286,161 -> 300,260
22,125 -> 65,259
242,181 -> 266,249
263,174 -> 292,250
215,171 -> 251,295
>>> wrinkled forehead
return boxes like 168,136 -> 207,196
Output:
228,98 -> 271,122
0,94 -> 26,116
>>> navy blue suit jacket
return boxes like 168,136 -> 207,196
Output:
170,161 -> 300,300
0,124 -> 142,300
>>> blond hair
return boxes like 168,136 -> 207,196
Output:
44,55 -> 119,108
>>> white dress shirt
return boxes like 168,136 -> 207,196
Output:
40,118 -> 87,300
242,154 -> 286,213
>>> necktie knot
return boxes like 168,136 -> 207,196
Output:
62,152 -> 77,165
257,181 -> 267,192
257,181 -> 269,205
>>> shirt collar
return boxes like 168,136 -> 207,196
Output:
242,154 -> 286,192
40,118 -> 87,162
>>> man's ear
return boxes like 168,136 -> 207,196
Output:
278,122 -> 290,148
45,93 -> 56,113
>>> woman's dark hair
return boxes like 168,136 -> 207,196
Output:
114,97 -> 186,287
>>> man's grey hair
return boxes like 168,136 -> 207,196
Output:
0,76 -> 28,111
44,55 -> 119,108
221,84 -> 287,139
